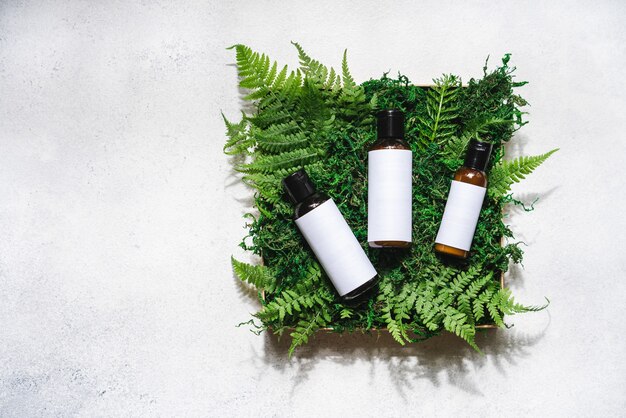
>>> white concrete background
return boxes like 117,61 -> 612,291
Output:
1,0 -> 625,416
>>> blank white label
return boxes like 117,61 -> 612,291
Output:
435,180 -> 486,251
295,199 -> 377,296
367,149 -> 413,245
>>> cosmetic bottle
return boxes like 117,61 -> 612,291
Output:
368,109 -> 413,248
434,140 -> 493,259
283,169 -> 378,301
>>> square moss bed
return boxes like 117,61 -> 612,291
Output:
225,43 -> 554,356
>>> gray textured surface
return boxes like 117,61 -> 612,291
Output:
1,1 -> 625,416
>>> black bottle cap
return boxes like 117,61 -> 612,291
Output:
464,140 -> 493,172
377,109 -> 405,139
282,169 -> 317,204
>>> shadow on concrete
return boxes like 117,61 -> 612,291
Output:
252,318 -> 549,398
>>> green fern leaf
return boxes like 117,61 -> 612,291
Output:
241,168 -> 291,195
340,308 -> 354,319
228,44 -> 272,90
473,285 -> 496,322
443,307 -> 480,352
229,44 -> 302,100
255,261 -> 326,323
272,64 -> 288,90
231,256 -> 276,292
382,307 -> 405,345
473,298 -> 486,322
441,117 -> 514,162
441,134 -> 470,162
450,266 -> 480,294
376,279 -> 407,345
465,271 -> 493,299
369,92 -> 379,110
222,112 -> 254,155
488,149 -> 559,198
341,49 -> 356,91
495,288 -> 550,315
288,308 -> 330,357
457,294 -> 473,321
486,290 -> 505,327
255,132 -> 309,153
418,74 -> 460,147
292,41 -> 314,72
291,41 -> 336,88
327,67 -> 341,92
236,147 -> 322,174
255,122 -> 309,153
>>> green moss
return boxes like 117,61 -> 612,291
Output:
225,44 -> 554,356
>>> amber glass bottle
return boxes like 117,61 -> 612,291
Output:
283,169 -> 379,302
434,140 -> 493,259
368,109 -> 412,248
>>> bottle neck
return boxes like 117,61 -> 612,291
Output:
294,192 -> 329,219
370,137 -> 409,151
463,161 -> 487,173
454,166 -> 488,187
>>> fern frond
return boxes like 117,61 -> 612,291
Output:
464,271 -> 494,299
241,169 -> 290,190
488,149 -> 559,198
291,41 -> 337,88
256,262 -> 325,322
231,256 -> 276,292
250,103 -> 292,128
236,147 -> 322,174
400,286 -> 419,321
382,309 -> 404,345
450,266 -> 481,294
256,132 -> 309,153
288,307 -> 331,357
341,49 -> 356,91
229,44 -> 302,99
486,290 -> 505,327
327,67 -> 341,92
256,290 -> 307,322
242,162 -> 323,203
297,78 -> 330,124
390,283 -> 419,342
376,279 -> 406,345
457,294 -> 473,321
415,278 -> 447,332
340,308 -> 354,319
418,74 -> 461,147
413,266 -> 490,351
255,121 -> 309,153
229,44 -> 271,90
443,307 -> 480,352
222,112 -> 253,155
495,288 -> 550,315
473,298 -> 486,322
441,134 -> 470,162
272,64 -> 288,91
441,117 -> 514,161
473,286 -> 496,322
292,41 -> 314,72
369,92 -> 379,110
414,281 -> 435,318
284,68 -> 303,95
